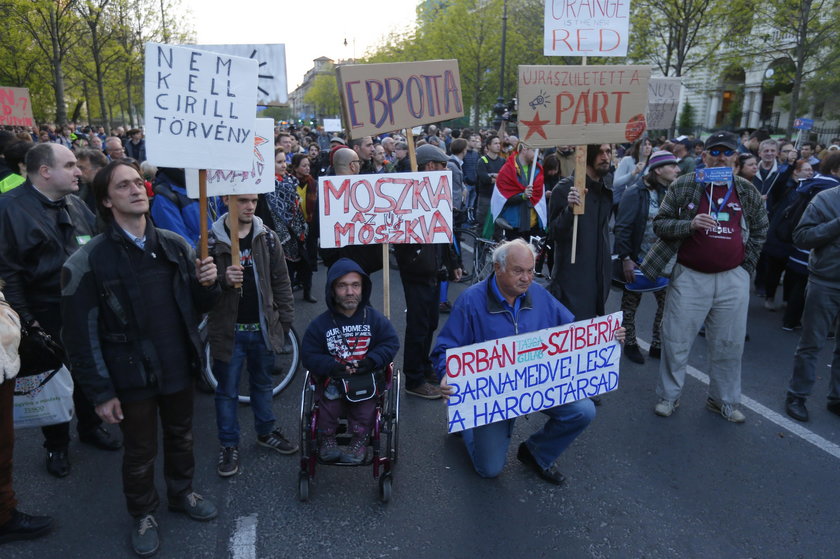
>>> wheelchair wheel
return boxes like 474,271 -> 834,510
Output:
201,327 -> 301,404
384,369 -> 401,465
378,472 -> 392,503
298,471 -> 310,502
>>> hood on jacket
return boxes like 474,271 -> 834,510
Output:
796,173 -> 840,195
210,213 -> 267,246
325,258 -> 372,315
155,167 -> 186,188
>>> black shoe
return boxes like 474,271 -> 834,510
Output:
648,345 -> 661,359
827,401 -> 840,417
516,443 -> 566,486
303,293 -> 318,303
0,510 -> 53,544
46,449 -> 70,478
624,344 -> 644,364
785,395 -> 809,422
79,426 -> 122,451
590,395 -> 602,406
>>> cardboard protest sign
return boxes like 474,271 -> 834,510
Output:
517,65 -> 650,147
0,86 -> 34,127
144,42 -> 258,170
336,60 -> 464,139
647,77 -> 681,130
185,118 -> 275,198
445,312 -> 623,433
319,170 -> 453,247
544,0 -> 631,56
192,44 -> 288,105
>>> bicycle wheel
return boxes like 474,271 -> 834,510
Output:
202,327 -> 302,404
473,239 -> 496,284
453,227 -> 479,282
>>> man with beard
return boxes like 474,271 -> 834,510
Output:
548,144 -> 614,321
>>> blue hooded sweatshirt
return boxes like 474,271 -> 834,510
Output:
301,258 -> 399,379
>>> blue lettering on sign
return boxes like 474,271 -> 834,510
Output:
793,117 -> 814,130
695,167 -> 733,183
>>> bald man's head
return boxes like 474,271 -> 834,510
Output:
333,148 -> 359,175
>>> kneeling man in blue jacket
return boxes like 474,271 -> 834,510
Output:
432,239 -> 624,485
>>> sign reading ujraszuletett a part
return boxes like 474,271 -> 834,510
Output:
336,60 -> 463,139
445,312 -> 623,433
144,42 -> 258,170
517,65 -> 650,147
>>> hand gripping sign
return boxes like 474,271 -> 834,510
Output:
445,312 -> 623,433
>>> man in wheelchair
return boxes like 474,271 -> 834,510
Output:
301,258 -> 399,463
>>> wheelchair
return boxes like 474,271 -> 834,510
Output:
298,363 -> 400,503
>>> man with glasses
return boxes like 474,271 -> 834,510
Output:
640,131 -> 768,423
104,136 -> 126,160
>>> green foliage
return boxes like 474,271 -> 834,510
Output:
260,106 -> 292,123
678,100 -> 695,134
0,0 -> 194,126
304,73 -> 340,117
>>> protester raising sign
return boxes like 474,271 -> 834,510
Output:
336,60 -> 464,138
445,312 -> 623,433
144,42 -> 258,170
318,170 -> 454,247
0,87 -> 34,127
544,0 -> 631,56
517,65 -> 650,147
184,118 -> 275,198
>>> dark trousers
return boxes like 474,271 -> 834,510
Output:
315,385 -> 377,436
400,278 -> 440,389
764,254 -> 788,300
119,388 -> 195,518
0,380 -> 16,525
783,270 -> 808,329
35,306 -> 101,451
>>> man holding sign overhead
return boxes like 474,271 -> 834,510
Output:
432,239 -> 625,484
640,131 -> 768,423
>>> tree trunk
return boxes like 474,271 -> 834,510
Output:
126,69 -> 135,127
49,8 -> 67,125
788,0 -> 812,135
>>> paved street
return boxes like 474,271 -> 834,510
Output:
6,263 -> 840,558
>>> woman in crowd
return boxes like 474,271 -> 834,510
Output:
736,153 -> 759,182
613,137 -> 652,207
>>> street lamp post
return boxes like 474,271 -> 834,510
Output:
493,0 -> 508,130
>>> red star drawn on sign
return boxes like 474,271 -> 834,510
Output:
520,111 -> 550,141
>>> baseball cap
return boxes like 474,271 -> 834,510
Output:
415,144 -> 448,167
329,135 -> 346,145
705,131 -> 738,151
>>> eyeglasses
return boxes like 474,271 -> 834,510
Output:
708,148 -> 735,157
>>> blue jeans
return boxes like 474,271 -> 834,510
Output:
214,330 -> 276,446
460,399 -> 595,478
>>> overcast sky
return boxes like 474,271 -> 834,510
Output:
183,0 -> 419,94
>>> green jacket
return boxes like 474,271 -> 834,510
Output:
640,173 -> 768,279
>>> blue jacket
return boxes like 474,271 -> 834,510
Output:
150,169 -> 213,250
431,275 -> 574,381
301,258 -> 399,379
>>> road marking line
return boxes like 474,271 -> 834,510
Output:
637,338 -> 840,461
230,514 -> 258,559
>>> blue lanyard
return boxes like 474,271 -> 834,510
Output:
707,182 -> 734,220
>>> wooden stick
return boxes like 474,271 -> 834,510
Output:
571,57 -> 588,265
198,169 -> 213,286
382,243 -> 390,319
228,196 -> 241,289
571,143 -> 587,264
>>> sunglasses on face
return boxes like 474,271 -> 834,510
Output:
709,148 -> 735,157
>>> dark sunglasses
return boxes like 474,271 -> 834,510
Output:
709,148 -> 735,157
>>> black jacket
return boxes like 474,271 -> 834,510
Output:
0,181 -> 96,325
61,220 -> 220,405
613,178 -> 668,262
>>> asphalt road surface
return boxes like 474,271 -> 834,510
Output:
6,262 -> 839,558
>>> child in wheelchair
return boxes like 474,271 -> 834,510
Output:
301,258 -> 399,463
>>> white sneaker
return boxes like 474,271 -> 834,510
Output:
654,399 -> 679,417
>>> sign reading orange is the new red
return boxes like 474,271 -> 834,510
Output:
517,65 -> 650,147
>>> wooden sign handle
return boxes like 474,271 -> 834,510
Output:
199,169 -> 214,286
571,144 -> 587,264
229,197 -> 241,289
